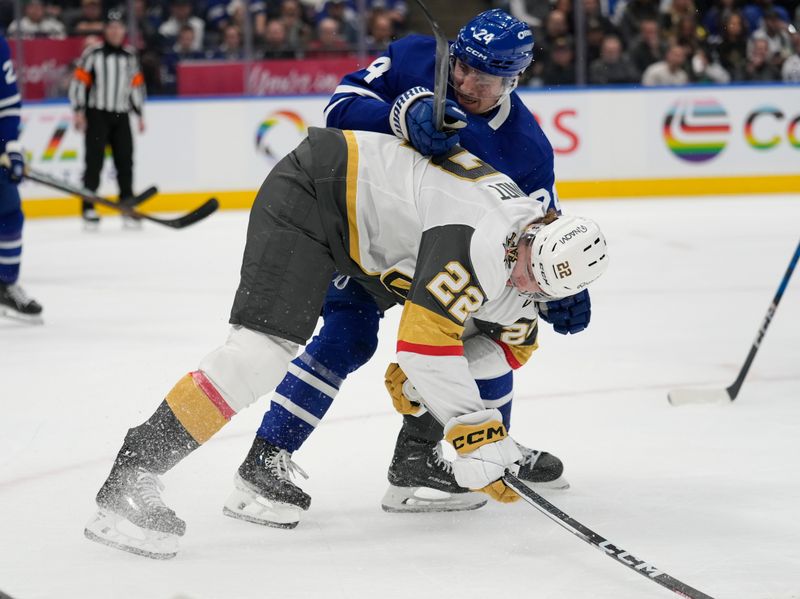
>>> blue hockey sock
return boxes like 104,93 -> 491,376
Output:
477,371 -> 514,430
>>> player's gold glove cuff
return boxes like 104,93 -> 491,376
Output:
384,362 -> 421,415
478,480 -> 520,503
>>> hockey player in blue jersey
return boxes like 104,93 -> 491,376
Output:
0,35 -> 42,323
228,8 -> 595,520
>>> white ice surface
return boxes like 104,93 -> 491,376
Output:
1,196 -> 798,599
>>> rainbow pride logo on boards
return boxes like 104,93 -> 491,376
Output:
255,110 -> 308,158
663,99 -> 730,163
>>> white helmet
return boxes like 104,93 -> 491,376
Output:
526,215 -> 608,298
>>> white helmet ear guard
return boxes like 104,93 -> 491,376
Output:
526,215 -> 609,299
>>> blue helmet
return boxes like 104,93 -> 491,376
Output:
451,9 -> 534,78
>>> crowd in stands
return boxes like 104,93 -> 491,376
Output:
504,0 -> 800,84
1,0 -> 798,95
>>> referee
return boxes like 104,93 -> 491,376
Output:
69,10 -> 146,229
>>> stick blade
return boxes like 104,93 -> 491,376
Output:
667,387 -> 731,406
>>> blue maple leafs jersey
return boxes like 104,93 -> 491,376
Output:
0,35 -> 21,152
324,34 -> 558,211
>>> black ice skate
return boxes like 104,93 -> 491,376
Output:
515,442 -> 570,490
84,464 -> 186,560
381,435 -> 487,513
223,437 -> 310,529
81,202 -> 100,231
0,283 -> 43,324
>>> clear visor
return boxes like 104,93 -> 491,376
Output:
449,57 -> 518,102
515,223 -> 556,301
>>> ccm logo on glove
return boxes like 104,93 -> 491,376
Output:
446,420 -> 507,453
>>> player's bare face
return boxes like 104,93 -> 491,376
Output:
509,238 -> 544,295
451,59 -> 506,114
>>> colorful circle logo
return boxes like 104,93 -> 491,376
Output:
255,110 -> 307,159
663,99 -> 730,163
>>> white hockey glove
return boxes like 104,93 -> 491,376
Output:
384,362 -> 426,416
444,408 -> 522,503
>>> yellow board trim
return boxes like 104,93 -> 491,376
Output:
398,302 -> 464,346
165,373 -> 229,444
19,174 -> 800,219
343,129 -> 361,265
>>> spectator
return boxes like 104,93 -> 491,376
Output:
278,0 -> 311,50
715,11 -> 749,79
589,34 -> 640,82
160,24 -> 204,94
159,0 -> 205,52
660,0 -> 697,39
8,0 -> 66,38
67,0 -> 105,37
319,0 -> 359,44
541,35 -> 578,85
306,16 -> 350,56
744,35 -> 781,79
749,9 -> 792,64
507,0 -> 552,36
642,41 -> 690,83
702,0 -> 737,38
260,17 -> 299,57
782,31 -> 800,81
689,46 -> 731,81
629,17 -> 667,73
227,0 -> 269,37
585,0 -> 619,35
674,14 -> 707,53
618,0 -> 659,43
586,17 -> 608,62
536,9 -> 570,69
211,24 -> 245,59
742,0 -> 789,34
368,0 -> 408,34
367,12 -> 394,52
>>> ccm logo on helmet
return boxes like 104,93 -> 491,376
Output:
451,425 -> 506,451
465,46 -> 488,60
559,225 -> 588,244
517,29 -> 532,39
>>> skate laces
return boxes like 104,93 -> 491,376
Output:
432,443 -> 454,474
135,469 -> 168,509
269,449 -> 309,482
515,442 -> 541,467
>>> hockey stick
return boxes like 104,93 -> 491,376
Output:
21,166 -> 218,230
411,0 -> 449,130
503,472 -> 715,598
668,239 -> 799,406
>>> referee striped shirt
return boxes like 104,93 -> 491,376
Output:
69,42 -> 145,115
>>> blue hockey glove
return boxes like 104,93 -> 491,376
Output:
537,289 -> 591,335
390,86 -> 467,157
4,141 -> 25,184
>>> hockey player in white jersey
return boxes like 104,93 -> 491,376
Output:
254,8 -> 592,516
84,128 -> 608,559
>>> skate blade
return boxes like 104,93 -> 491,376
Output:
222,477 -> 302,529
0,307 -> 44,325
121,217 -> 143,230
381,485 -> 487,513
82,220 -> 100,232
520,476 -> 570,491
84,509 -> 179,560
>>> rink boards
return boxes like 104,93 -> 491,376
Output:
18,83 -> 800,217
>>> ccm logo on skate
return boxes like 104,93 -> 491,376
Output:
598,541 -> 663,578
450,424 -> 506,451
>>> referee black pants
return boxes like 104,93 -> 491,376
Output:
82,108 -> 134,211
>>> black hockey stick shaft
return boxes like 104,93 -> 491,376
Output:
503,472 -> 715,598
411,0 -> 448,131
21,166 -> 218,229
725,238 -> 800,401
